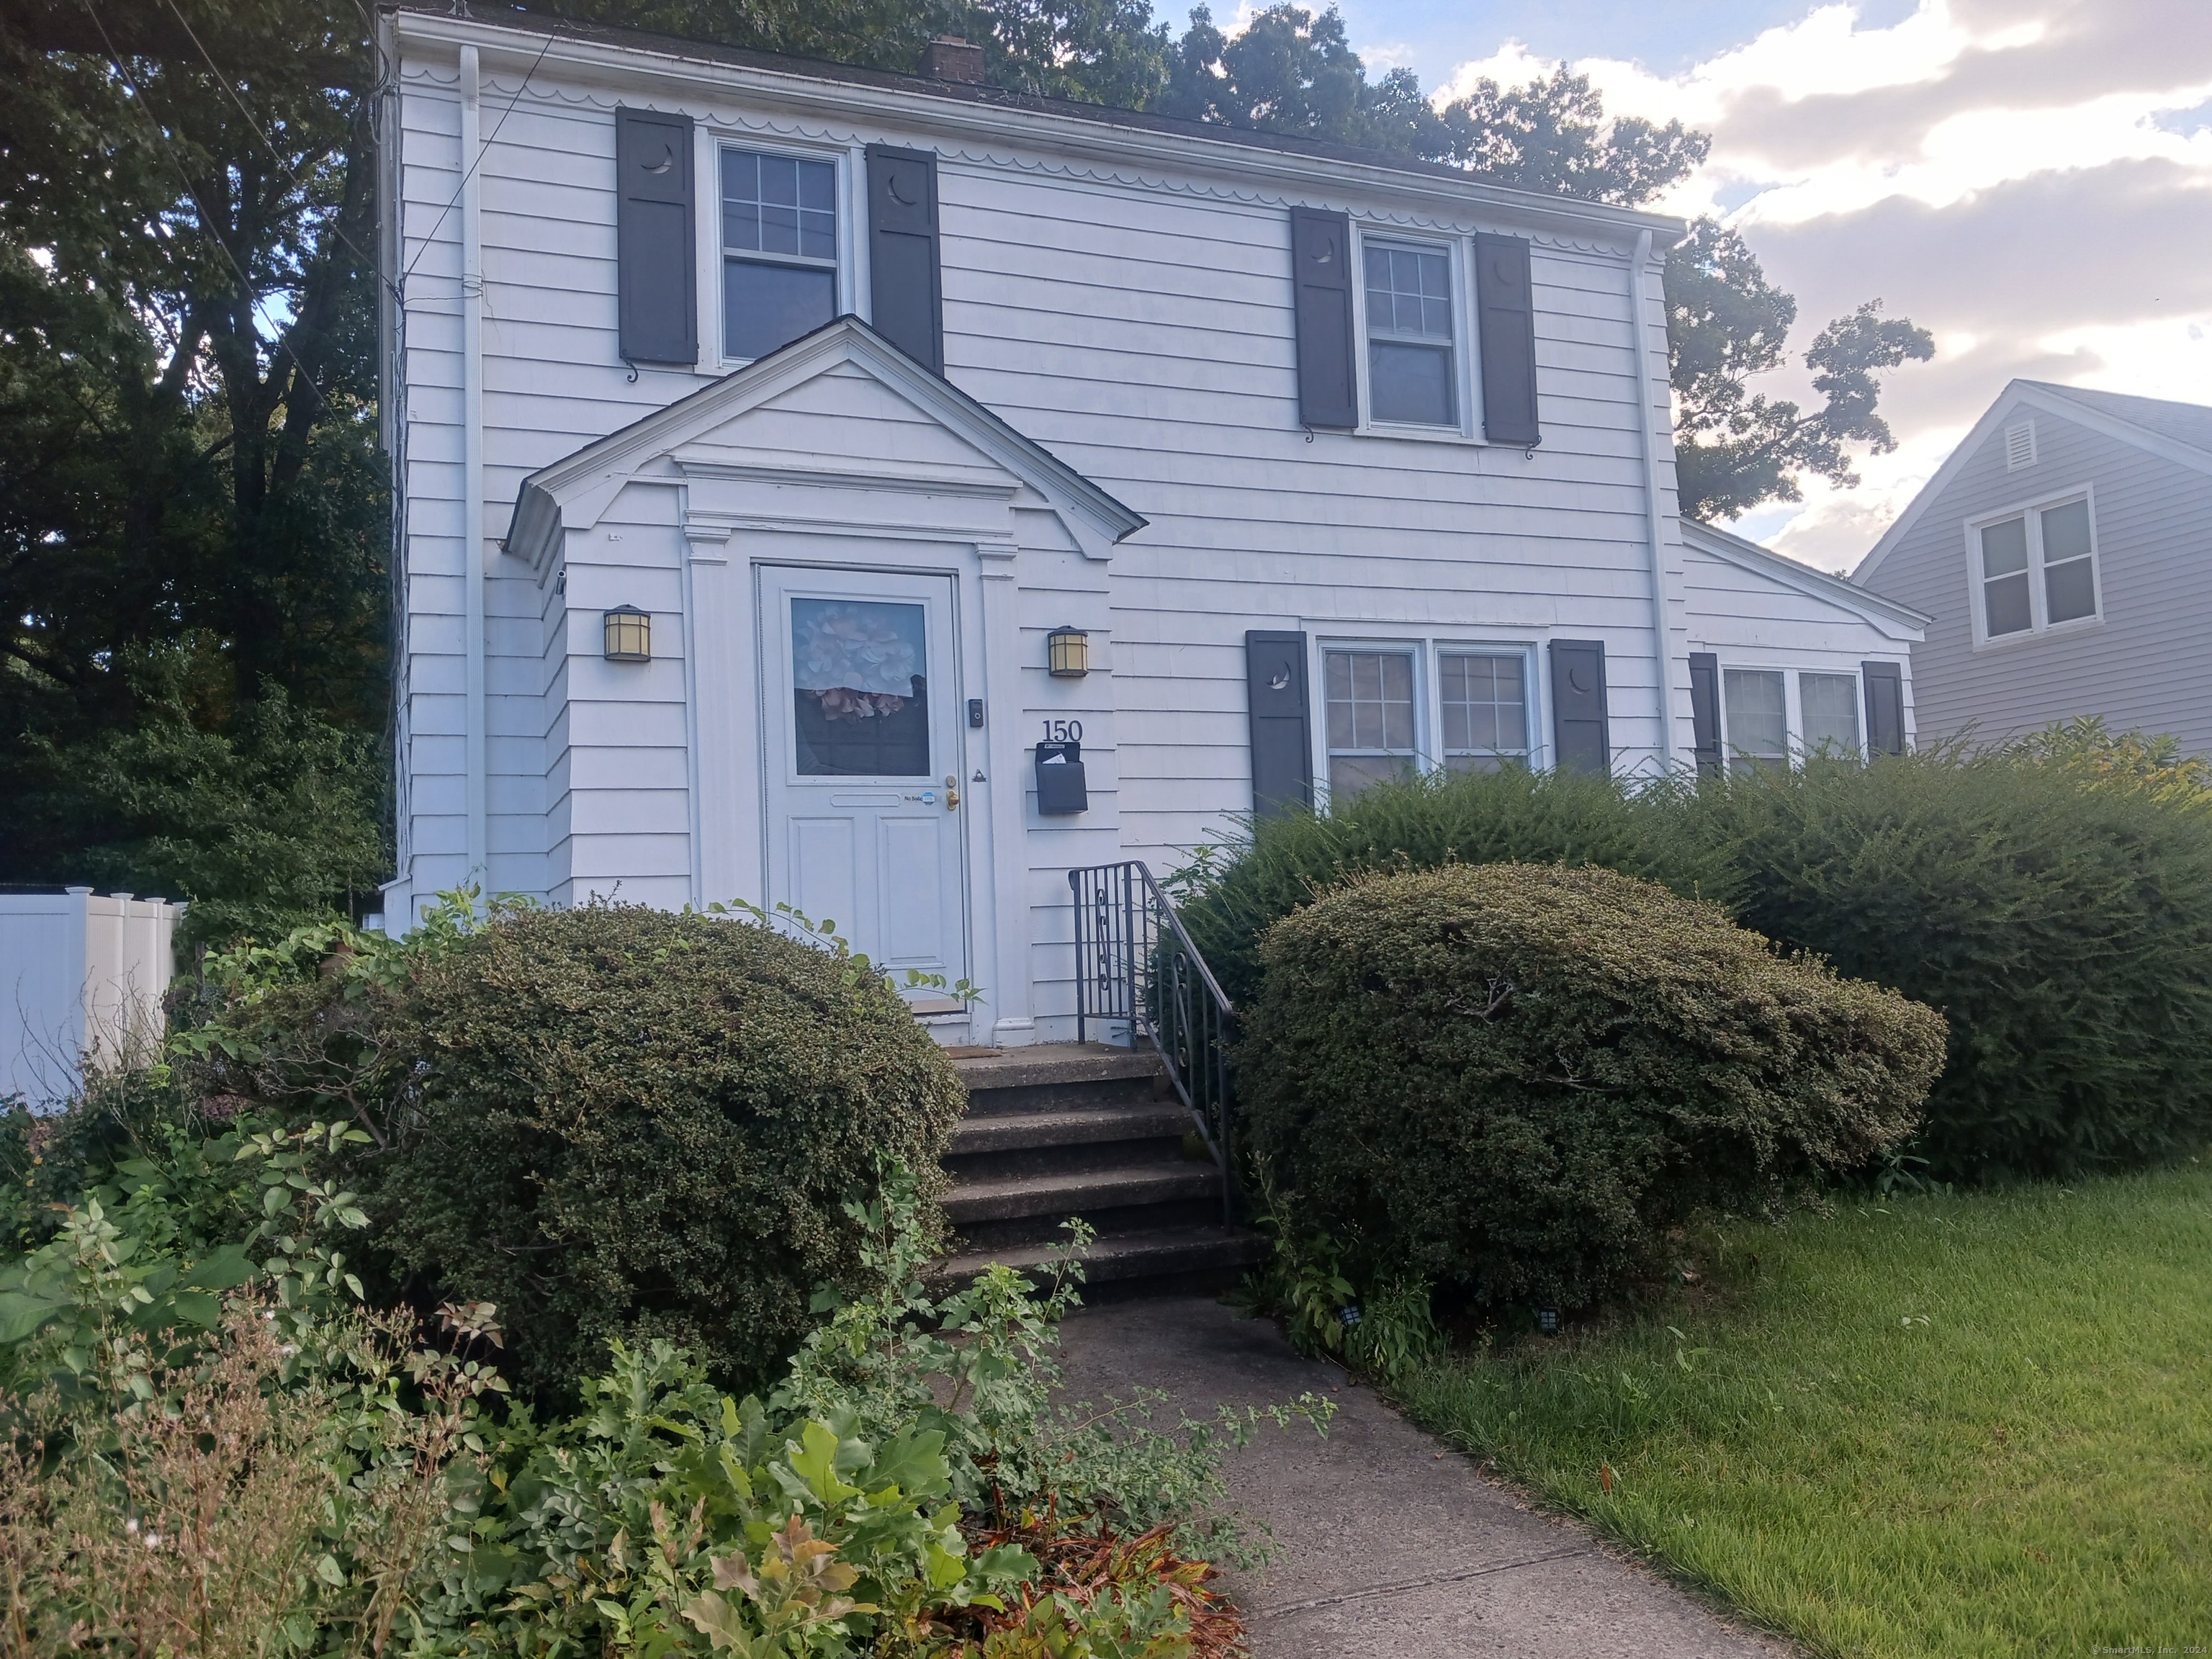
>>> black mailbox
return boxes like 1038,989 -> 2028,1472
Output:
1035,739 -> 1088,815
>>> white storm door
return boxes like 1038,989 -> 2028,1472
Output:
758,566 -> 968,991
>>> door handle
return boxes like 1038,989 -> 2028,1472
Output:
943,774 -> 961,811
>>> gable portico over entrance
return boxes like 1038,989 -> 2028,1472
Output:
388,316 -> 1144,1047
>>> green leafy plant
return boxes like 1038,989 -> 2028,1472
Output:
1169,763 -> 1733,1008
1238,862 -> 1947,1311
1687,746 -> 2212,1178
712,897 -> 986,1007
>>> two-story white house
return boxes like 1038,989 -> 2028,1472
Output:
373,6 -> 1921,1048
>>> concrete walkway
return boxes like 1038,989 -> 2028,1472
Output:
1056,1295 -> 1792,1658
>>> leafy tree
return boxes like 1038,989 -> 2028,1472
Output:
0,0 -> 390,930
1162,5 -> 1707,205
1666,217 -> 1934,521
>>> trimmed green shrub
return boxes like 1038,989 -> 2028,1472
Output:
358,902 -> 966,1398
1238,863 -> 1946,1309
1174,763 -> 1733,1008
1689,750 -> 2212,1179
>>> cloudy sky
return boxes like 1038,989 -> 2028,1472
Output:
1300,0 -> 2212,571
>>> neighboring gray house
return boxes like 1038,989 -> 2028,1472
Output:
1856,381 -> 2212,756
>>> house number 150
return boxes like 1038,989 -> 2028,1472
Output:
1042,719 -> 1083,743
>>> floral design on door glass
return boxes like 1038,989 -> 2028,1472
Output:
790,598 -> 931,776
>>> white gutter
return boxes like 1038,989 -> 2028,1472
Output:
1629,228 -> 1678,772
460,45 -> 488,879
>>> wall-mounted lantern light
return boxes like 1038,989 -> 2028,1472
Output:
602,605 -> 651,663
1046,625 -> 1089,678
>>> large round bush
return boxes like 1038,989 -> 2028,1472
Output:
1176,763 -> 1732,1008
1238,863 -> 1946,1309
1694,752 -> 2212,1179
361,902 -> 965,1398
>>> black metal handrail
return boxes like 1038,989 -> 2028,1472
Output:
1067,860 -> 1236,1220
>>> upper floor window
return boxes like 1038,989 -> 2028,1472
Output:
1364,240 -> 1456,427
1439,651 -> 1529,771
721,146 -> 837,362
1974,493 -> 2099,643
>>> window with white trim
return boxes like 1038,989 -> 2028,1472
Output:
1363,240 -> 1457,427
1799,672 -> 1861,756
721,145 -> 838,362
1439,651 -> 1529,770
1722,669 -> 1788,775
1974,493 -> 2100,642
1324,647 -> 1419,798
1717,667 -> 1867,768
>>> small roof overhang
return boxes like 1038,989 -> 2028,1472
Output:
1682,518 -> 1929,642
503,314 -> 1146,570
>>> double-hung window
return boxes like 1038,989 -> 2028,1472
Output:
1722,670 -> 1789,775
1364,240 -> 1457,427
721,146 -> 838,363
1799,672 -> 1861,756
1719,667 -> 1865,770
1320,641 -> 1536,801
1324,647 -> 1419,798
1974,493 -> 2100,642
1439,652 -> 1529,770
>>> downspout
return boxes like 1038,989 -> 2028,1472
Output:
460,46 -> 488,879
1629,228 -> 1678,771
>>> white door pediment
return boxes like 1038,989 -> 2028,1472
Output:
505,316 -> 1143,569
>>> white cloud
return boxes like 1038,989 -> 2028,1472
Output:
1434,1 -> 2212,567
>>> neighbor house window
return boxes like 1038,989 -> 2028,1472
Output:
1979,516 -> 2032,637
1723,669 -> 1788,775
1325,648 -> 1418,798
1364,240 -> 1456,426
1439,651 -> 1529,770
1799,671 -> 1861,756
1975,494 -> 2099,642
722,146 -> 837,362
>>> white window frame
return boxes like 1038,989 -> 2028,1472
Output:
1347,222 -> 1483,444
1309,630 -> 1544,805
1963,485 -> 2103,650
1713,664 -> 1871,770
698,131 -> 862,372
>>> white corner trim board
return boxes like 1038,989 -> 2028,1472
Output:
459,43 -> 489,883
1629,228 -> 1678,770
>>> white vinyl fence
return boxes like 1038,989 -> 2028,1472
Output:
1,889 -> 184,1106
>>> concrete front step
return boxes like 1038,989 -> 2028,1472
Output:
948,1101 -> 1195,1156
931,1223 -> 1267,1288
933,1041 -> 1262,1294
953,1043 -> 1167,1116
943,1159 -> 1222,1226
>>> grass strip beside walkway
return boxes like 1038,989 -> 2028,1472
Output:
1394,1166 -> 2212,1658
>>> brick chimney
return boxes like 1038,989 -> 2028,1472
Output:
922,36 -> 986,84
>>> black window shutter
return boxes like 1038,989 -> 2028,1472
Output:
1474,232 -> 1540,446
1246,631 -> 1313,816
1688,652 -> 1722,775
1290,208 -> 1358,430
1862,661 -> 1906,755
1549,639 -> 1610,775
615,108 -> 697,367
866,145 -> 944,374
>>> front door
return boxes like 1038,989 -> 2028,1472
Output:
758,565 -> 968,994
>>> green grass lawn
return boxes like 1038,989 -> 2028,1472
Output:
1393,1164 -> 2212,1658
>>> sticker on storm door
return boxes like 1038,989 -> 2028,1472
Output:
790,598 -> 931,777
